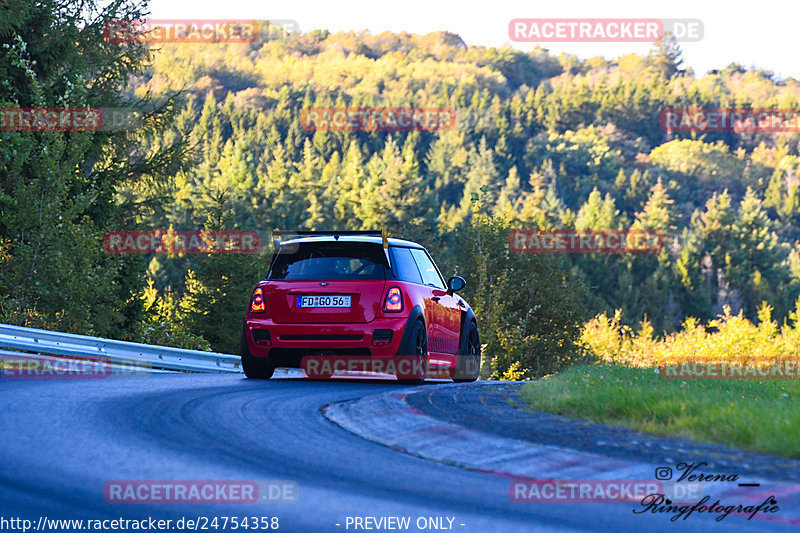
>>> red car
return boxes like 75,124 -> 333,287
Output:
241,231 -> 480,383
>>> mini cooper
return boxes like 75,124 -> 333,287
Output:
241,231 -> 480,383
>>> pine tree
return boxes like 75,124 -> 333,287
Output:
335,141 -> 367,228
459,137 -> 499,217
575,188 -> 621,230
648,33 -> 684,78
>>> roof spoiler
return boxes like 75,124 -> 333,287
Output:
271,230 -> 387,248
271,230 -> 391,267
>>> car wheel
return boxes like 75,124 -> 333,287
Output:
241,325 -> 274,379
397,320 -> 427,384
452,321 -> 480,382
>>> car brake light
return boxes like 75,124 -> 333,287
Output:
251,287 -> 266,313
383,286 -> 403,312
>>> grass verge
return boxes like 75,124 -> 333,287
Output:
520,364 -> 800,458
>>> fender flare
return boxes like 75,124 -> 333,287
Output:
394,305 -> 425,356
458,307 -> 478,355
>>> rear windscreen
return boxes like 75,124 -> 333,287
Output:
269,242 -> 389,280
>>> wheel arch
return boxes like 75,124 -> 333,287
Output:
458,307 -> 478,355
394,304 -> 425,356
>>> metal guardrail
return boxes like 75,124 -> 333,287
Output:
0,350 -> 174,375
0,323 -> 242,374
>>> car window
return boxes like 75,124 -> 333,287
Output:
390,247 -> 423,284
410,249 -> 445,289
269,242 -> 389,280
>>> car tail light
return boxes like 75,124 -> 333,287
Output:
383,286 -> 403,312
250,287 -> 266,313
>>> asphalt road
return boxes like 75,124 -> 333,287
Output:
0,374 -> 793,532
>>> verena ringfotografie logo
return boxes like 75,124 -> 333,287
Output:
299,108 -> 456,132
509,229 -> 663,253
634,463 -> 780,523
104,481 -> 298,504
1,355 -> 113,379
103,19 -> 299,44
661,108 -> 800,133
509,19 -> 703,43
103,230 -> 261,254
659,358 -> 800,380
1,108 -> 143,131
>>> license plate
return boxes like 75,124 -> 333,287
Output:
297,295 -> 351,308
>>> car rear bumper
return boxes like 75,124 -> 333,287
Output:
243,316 -> 410,365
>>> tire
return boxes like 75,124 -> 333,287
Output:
241,325 -> 274,379
452,321 -> 480,382
396,320 -> 427,384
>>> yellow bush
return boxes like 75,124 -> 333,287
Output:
580,301 -> 800,367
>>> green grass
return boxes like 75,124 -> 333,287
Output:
520,364 -> 800,458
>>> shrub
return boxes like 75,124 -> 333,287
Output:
455,214 -> 589,379
581,299 -> 800,368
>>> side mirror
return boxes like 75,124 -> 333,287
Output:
447,275 -> 466,293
